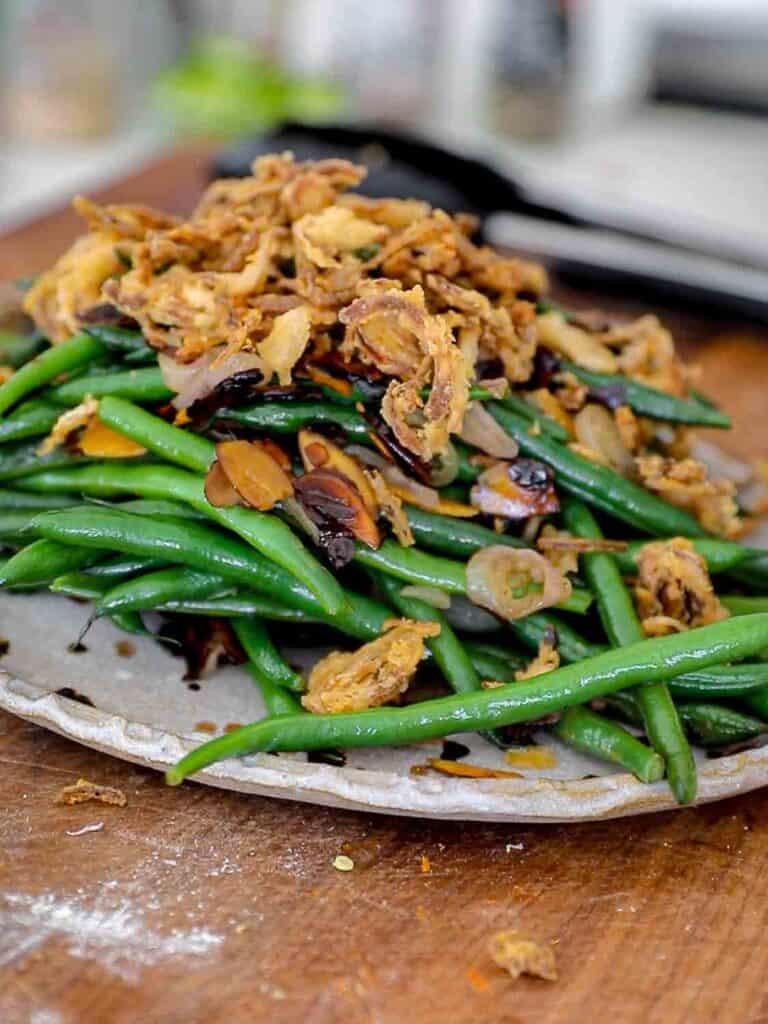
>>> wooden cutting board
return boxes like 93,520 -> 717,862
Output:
2,147 -> 768,1024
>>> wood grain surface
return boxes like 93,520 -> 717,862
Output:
2,147 -> 768,1024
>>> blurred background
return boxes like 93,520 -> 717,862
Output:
1,0 -> 767,296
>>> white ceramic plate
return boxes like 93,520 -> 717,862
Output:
2,591 -> 767,821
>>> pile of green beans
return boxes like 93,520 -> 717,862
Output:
1,312 -> 767,806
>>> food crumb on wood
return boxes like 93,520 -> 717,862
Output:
114,639 -> 135,658
466,966 -> 490,993
56,778 -> 127,807
488,929 -> 557,981
332,854 -> 355,872
420,854 -> 431,873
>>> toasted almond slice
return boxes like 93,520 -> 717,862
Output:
204,459 -> 241,507
298,429 -> 377,514
294,468 -> 380,549
216,439 -> 293,511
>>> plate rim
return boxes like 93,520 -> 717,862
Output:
3,669 -> 766,823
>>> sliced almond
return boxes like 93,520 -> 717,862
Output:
294,468 -> 380,549
298,429 -> 377,514
216,439 -> 293,511
204,459 -> 241,507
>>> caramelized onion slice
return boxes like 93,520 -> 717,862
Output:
459,402 -> 519,459
466,546 -> 571,620
470,459 -> 559,520
204,459 -> 241,507
294,468 -> 380,549
298,429 -> 376,514
215,440 -> 293,511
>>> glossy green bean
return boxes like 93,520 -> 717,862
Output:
82,325 -> 156,365
217,401 -> 371,441
165,614 -> 768,780
0,400 -> 61,443
0,538 -> 103,587
561,361 -> 730,428
0,489 -> 82,510
230,615 -> 302,694
488,402 -> 706,537
27,506 -> 388,640
614,538 -> 753,575
51,366 -> 172,405
507,612 -> 606,664
233,620 -> 303,716
0,333 -> 106,416
50,572 -> 112,599
96,566 -> 236,617
0,438 -> 95,481
404,506 -> 525,558
551,706 -> 665,783
721,595 -> 768,616
158,594 -> 318,623
86,554 -> 168,577
676,703 -> 765,746
562,498 -> 696,803
0,509 -> 43,544
666,663 -> 768,699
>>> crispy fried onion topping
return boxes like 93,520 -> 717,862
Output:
634,537 -> 728,636
301,618 -> 440,714
515,630 -> 561,680
341,285 -> 472,460
366,468 -> 415,546
636,454 -> 741,538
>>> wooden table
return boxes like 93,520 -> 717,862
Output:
3,148 -> 768,1024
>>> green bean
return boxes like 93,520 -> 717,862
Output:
230,615 -> 302,694
0,538 -> 104,587
110,610 -> 152,636
0,333 -> 106,416
727,555 -> 768,591
82,325 -> 156,365
354,539 -> 592,614
51,366 -> 173,405
465,649 -> 518,682
233,620 -> 303,716
0,330 -> 45,368
463,641 -> 527,668
61,400 -> 349,616
0,438 -> 96,482
666,664 -> 768,699
0,400 -> 61,443
86,554 -> 168,578
676,703 -> 765,746
96,566 -> 236,617
454,442 -> 482,483
560,361 -> 731,428
508,612 -> 606,664
488,402 -> 706,537
405,506 -> 525,559
158,594 -> 319,623
217,400 -> 371,441
562,498 -> 696,803
551,706 -> 665,783
0,489 -> 82,510
500,392 -> 571,442
614,538 -> 753,576
721,595 -> 768,616
165,614 -> 768,780
0,509 -> 43,545
50,572 -> 112,599
27,506 -> 388,640
115,498 -> 206,521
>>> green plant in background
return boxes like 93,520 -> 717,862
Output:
153,36 -> 344,138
